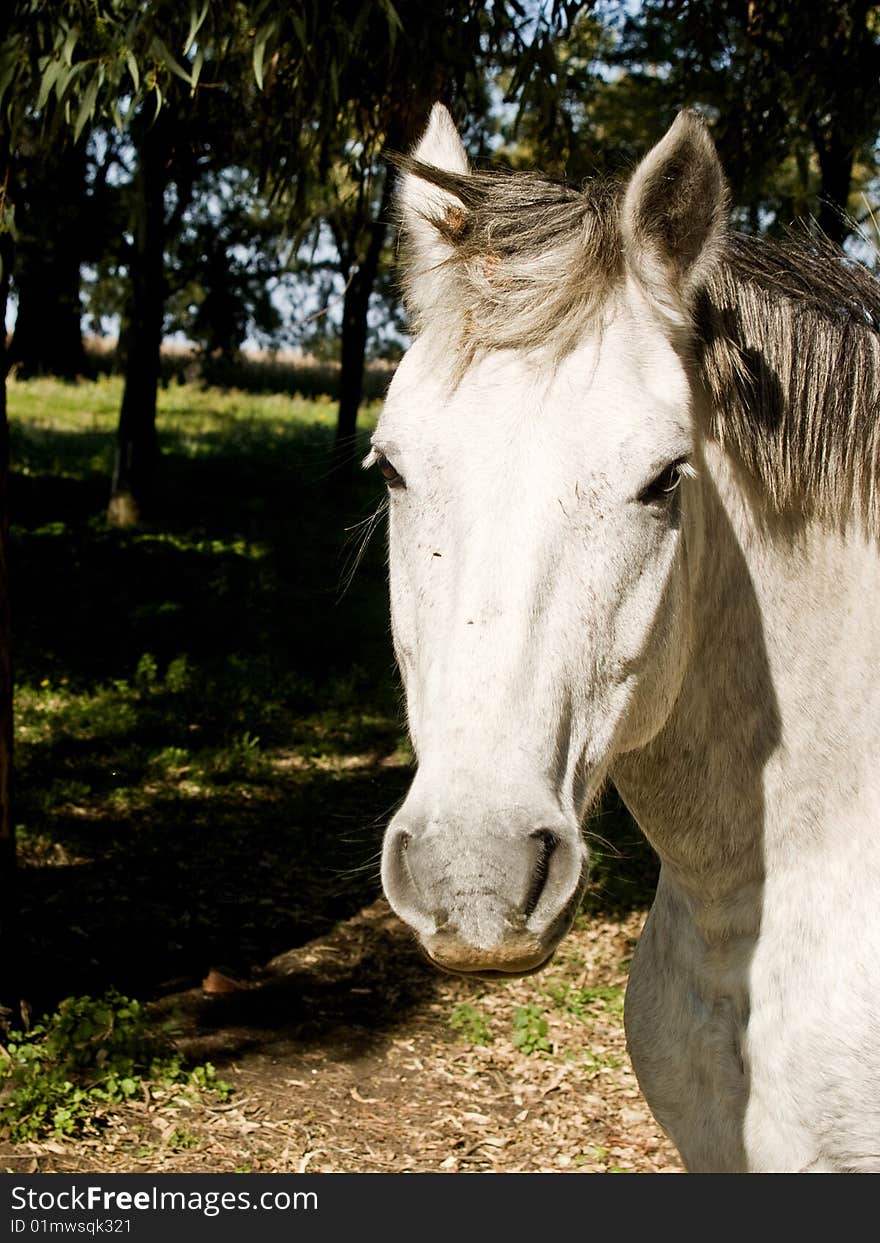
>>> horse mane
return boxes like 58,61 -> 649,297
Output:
696,233 -> 880,529
398,156 -> 880,531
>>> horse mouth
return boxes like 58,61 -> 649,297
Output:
418,884 -> 586,979
423,948 -> 557,980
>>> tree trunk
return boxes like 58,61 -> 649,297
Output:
108,122 -> 168,527
332,169 -> 396,484
8,143 -> 89,380
335,268 -> 376,462
815,126 -> 854,247
0,219 -> 16,1021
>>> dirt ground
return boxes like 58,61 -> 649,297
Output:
0,900 -> 682,1175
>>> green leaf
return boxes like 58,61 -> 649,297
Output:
54,61 -> 87,109
190,47 -> 204,93
0,50 -> 19,110
380,0 -> 403,53
253,43 -> 265,90
151,36 -> 193,86
124,49 -> 139,92
252,21 -> 276,91
37,57 -> 63,110
151,81 -> 163,123
289,11 -> 306,49
184,0 -> 211,56
60,25 -> 78,68
73,75 -> 99,143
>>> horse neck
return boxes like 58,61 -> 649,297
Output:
611,438 -> 880,920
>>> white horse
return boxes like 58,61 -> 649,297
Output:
372,103 -> 880,1172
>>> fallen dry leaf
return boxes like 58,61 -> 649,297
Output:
201,970 -> 247,994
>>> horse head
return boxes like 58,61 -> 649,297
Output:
374,105 -> 726,976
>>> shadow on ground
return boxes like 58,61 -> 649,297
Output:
15,760 -> 413,1014
157,900 -> 440,1069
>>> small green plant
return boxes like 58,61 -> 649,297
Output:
544,981 -> 625,1021
201,730 -> 268,783
511,1005 -> 551,1055
167,1128 -> 201,1152
581,1048 -> 622,1075
165,655 -> 193,694
149,745 -> 191,775
449,1003 -> 492,1045
574,1144 -> 609,1166
134,652 -> 159,691
0,990 -> 231,1142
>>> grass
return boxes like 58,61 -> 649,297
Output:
6,373 -> 656,1017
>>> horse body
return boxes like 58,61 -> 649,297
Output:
375,103 -> 880,1170
616,444 -> 880,1170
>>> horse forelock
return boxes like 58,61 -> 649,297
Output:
393,157 -> 625,358
396,157 -> 880,534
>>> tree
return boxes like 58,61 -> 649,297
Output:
109,105 -> 196,525
494,5 -> 670,181
0,1 -> 420,522
281,2 -> 597,476
164,165 -> 287,362
0,200 -> 13,1020
7,133 -> 91,378
610,0 -> 880,242
0,10 -> 22,1016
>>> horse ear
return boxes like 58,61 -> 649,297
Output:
622,111 -> 727,315
396,103 -> 470,322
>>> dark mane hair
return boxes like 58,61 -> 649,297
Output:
696,232 -> 880,528
397,157 -> 880,529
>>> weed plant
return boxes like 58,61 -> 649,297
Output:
0,990 -> 229,1141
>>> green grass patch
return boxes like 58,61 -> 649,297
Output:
543,981 -> 625,1021
0,990 -> 230,1142
511,1005 -> 551,1055
449,1003 -> 493,1046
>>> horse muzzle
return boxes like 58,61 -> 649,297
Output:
380,806 -> 588,977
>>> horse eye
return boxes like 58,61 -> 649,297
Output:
638,459 -> 688,505
376,452 -> 405,488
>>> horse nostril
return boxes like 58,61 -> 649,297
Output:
381,824 -> 437,938
390,828 -> 413,885
523,829 -> 559,919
